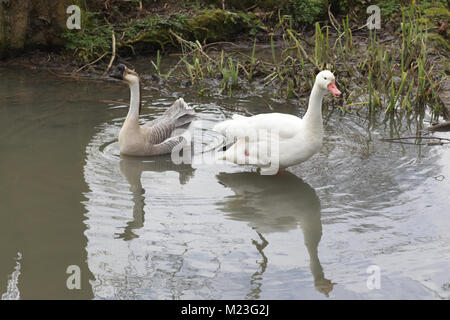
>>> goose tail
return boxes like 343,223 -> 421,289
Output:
212,119 -> 235,136
164,98 -> 196,127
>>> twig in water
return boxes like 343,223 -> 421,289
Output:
380,135 -> 450,146
380,136 -> 450,141
100,100 -> 130,106
426,121 -> 450,132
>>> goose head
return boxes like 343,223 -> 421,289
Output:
314,70 -> 341,97
109,64 -> 140,85
110,64 -> 142,116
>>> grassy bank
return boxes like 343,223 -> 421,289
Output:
145,5 -> 447,117
13,0 -> 450,117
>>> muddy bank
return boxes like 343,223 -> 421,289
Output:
1,0 -> 449,118
1,1 -> 448,61
0,0 -> 73,58
439,78 -> 450,117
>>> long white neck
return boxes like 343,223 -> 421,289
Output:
302,84 -> 325,127
126,77 -> 141,121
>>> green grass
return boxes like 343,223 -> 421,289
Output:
64,1 -> 447,117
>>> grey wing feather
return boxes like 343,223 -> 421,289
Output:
174,114 -> 196,127
150,136 -> 187,156
145,121 -> 176,145
162,98 -> 195,119
143,98 -> 195,145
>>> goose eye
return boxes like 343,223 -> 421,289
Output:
324,77 -> 327,80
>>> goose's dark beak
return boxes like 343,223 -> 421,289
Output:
109,71 -> 123,80
109,64 -> 126,80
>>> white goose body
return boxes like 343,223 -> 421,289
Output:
213,70 -> 341,171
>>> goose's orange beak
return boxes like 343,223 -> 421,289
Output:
328,81 -> 341,97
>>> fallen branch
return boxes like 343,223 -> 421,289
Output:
380,136 -> 450,141
426,121 -> 450,132
104,31 -> 116,75
100,100 -> 130,106
74,52 -> 108,73
169,30 -> 216,64
380,135 -> 450,146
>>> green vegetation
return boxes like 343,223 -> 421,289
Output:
63,7 -> 263,62
140,2 -> 447,118
292,0 -> 327,25
63,10 -> 114,62
10,0 -> 448,117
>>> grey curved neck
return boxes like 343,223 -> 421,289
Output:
127,79 -> 141,120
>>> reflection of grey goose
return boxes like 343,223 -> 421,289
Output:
109,64 -> 195,156
120,154 -> 195,191
117,155 -> 195,241
216,171 -> 335,297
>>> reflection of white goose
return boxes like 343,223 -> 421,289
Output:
109,64 -> 195,156
216,171 -> 336,297
213,71 -> 341,172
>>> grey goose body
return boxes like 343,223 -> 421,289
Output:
110,64 -> 195,156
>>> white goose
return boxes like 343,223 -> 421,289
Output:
213,70 -> 341,173
109,64 -> 195,156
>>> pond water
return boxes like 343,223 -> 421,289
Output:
0,65 -> 449,299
